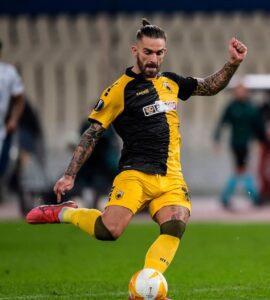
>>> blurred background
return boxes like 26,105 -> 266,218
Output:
1,0 -> 270,220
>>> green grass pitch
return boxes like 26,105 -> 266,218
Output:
0,220 -> 270,299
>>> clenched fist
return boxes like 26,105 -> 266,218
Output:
229,37 -> 247,65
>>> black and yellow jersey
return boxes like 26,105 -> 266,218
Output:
89,67 -> 198,176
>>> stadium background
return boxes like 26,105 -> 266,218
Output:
1,3 -> 270,300
1,1 -> 270,195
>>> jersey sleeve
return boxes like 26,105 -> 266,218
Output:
177,76 -> 198,100
162,72 -> 198,101
88,82 -> 125,129
10,66 -> 24,96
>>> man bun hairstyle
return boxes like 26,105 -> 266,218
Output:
136,18 -> 167,41
142,18 -> 151,27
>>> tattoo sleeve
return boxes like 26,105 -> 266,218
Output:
193,61 -> 239,96
65,122 -> 105,178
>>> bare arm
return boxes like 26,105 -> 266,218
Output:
6,94 -> 24,133
193,62 -> 239,96
65,121 -> 105,178
54,121 -> 105,201
193,37 -> 247,96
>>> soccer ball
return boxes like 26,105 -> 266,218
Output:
128,268 -> 168,299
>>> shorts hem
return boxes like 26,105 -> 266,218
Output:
105,202 -> 137,215
150,202 -> 192,218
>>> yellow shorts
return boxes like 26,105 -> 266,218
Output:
105,170 -> 191,218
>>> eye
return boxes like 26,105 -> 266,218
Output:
156,50 -> 164,56
144,49 -> 152,55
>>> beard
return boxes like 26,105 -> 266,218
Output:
137,56 -> 160,78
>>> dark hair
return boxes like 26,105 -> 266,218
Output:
0,39 -> 2,50
136,18 -> 166,41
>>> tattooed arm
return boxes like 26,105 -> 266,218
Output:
54,121 -> 105,202
193,62 -> 239,96
193,37 -> 247,96
65,122 -> 105,178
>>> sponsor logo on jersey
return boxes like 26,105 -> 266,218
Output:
143,101 -> 176,117
136,88 -> 150,96
94,99 -> 104,112
105,82 -> 119,96
108,185 -> 115,201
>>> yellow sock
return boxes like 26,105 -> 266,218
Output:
144,234 -> 180,273
61,208 -> 101,237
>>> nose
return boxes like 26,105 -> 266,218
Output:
149,53 -> 158,63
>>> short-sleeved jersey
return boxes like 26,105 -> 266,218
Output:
0,62 -> 24,139
89,67 -> 197,176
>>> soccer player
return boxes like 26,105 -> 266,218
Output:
26,18 -> 247,288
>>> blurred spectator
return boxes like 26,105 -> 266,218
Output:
213,83 -> 265,209
0,39 -> 25,202
75,121 -> 120,208
0,97 -> 45,215
42,121 -> 120,209
258,90 -> 270,204
9,99 -> 46,215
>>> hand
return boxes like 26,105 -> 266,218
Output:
228,37 -> 247,65
5,119 -> 17,133
213,143 -> 221,154
53,175 -> 75,203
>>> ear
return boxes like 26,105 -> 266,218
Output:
131,45 -> 138,57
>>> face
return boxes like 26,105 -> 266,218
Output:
131,36 -> 167,77
234,84 -> 249,100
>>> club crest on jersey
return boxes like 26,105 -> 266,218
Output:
163,81 -> 172,92
115,191 -> 124,200
94,99 -> 104,112
143,101 -> 176,117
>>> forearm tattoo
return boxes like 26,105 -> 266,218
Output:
193,62 -> 239,96
65,122 -> 105,178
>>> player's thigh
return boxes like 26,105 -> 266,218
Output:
102,205 -> 133,237
149,181 -> 191,221
105,170 -> 147,215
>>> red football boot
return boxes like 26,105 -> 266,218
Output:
26,201 -> 78,224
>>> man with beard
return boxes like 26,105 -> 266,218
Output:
26,18 -> 247,292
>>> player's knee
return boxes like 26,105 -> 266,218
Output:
160,219 -> 186,239
107,227 -> 122,240
94,216 -> 117,241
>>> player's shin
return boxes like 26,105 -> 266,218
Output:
60,208 -> 101,237
144,220 -> 186,273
